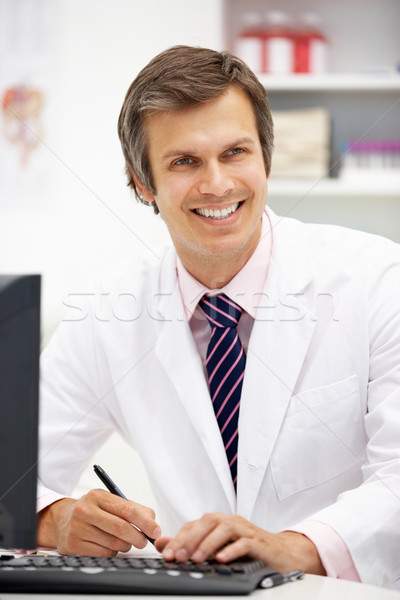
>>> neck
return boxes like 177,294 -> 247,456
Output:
179,242 -> 259,290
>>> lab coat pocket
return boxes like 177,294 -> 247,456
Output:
270,374 -> 365,500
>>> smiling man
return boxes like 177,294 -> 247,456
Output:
37,46 -> 400,589
135,86 -> 267,288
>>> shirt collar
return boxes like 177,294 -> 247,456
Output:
177,211 -> 273,320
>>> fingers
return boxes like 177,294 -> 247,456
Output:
166,520 -> 325,576
215,536 -> 255,563
161,513 -> 252,563
61,505 -> 134,555
189,516 -> 238,563
154,536 -> 172,553
51,489 -> 161,556
161,514 -> 215,562
93,490 -> 161,544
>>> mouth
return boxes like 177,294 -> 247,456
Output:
194,202 -> 241,220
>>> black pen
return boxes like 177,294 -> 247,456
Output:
93,464 -> 156,545
260,570 -> 303,588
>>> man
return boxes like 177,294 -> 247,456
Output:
37,46 -> 400,588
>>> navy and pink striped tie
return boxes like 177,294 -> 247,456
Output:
200,294 -> 246,489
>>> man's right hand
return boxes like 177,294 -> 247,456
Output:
37,489 -> 162,556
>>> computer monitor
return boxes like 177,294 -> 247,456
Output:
0,274 -> 40,550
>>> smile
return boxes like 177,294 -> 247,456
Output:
194,202 -> 240,219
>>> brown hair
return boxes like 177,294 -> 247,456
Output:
118,45 -> 274,214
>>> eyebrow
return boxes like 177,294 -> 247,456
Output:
160,137 -> 257,163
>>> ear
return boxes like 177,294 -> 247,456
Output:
130,169 -> 156,204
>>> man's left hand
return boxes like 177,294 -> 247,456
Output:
154,513 -> 326,575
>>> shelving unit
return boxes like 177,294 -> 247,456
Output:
269,178 -> 400,199
258,73 -> 400,93
221,0 -> 400,241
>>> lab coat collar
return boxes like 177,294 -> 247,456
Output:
237,209 -> 318,518
155,248 -> 237,512
155,217 -> 318,517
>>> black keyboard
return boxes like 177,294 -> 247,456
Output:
0,554 -> 298,595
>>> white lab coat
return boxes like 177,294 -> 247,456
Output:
39,209 -> 400,588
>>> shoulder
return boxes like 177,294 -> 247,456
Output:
267,208 -> 400,275
57,243 -> 176,328
90,243 -> 177,294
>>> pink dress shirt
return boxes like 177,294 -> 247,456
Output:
176,211 -> 360,582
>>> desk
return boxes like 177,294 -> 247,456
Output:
1,575 -> 399,599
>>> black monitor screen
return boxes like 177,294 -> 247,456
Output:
0,275 -> 40,550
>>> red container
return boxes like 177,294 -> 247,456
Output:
295,14 -> 328,74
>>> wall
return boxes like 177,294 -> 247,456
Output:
0,0 -> 223,345
0,0 -> 223,510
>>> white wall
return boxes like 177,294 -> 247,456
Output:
0,0 -> 223,510
0,0 -> 223,344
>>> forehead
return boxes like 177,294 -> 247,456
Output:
144,87 -> 259,162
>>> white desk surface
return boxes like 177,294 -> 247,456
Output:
1,574 -> 399,599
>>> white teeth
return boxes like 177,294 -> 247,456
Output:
195,202 -> 240,219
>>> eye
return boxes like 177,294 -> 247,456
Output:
225,147 -> 245,156
174,157 -> 194,166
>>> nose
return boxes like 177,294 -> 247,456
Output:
197,161 -> 234,197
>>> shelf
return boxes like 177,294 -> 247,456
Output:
257,73 -> 400,92
268,177 -> 400,198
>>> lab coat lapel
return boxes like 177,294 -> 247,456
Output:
237,215 -> 317,519
154,253 -> 236,512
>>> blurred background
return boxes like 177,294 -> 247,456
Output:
1,0 -> 399,507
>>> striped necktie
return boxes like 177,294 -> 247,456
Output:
199,294 -> 246,488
